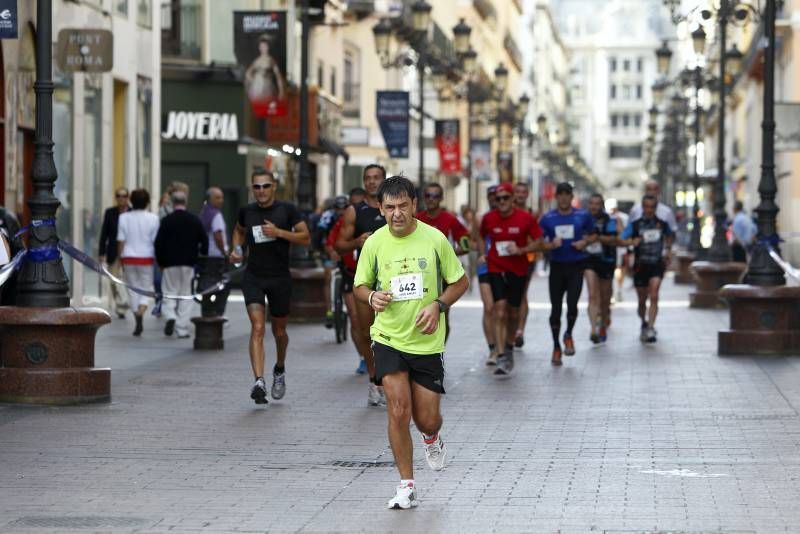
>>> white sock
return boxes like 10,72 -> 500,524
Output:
400,479 -> 414,488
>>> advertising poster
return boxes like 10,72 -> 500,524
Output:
470,139 -> 491,181
435,119 -> 461,174
376,91 -> 409,158
233,11 -> 288,117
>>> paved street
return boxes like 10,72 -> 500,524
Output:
2,273 -> 800,533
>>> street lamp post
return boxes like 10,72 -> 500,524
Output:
689,64 -> 704,254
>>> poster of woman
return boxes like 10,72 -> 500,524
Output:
234,11 -> 288,117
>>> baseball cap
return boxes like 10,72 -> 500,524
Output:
555,182 -> 573,195
496,183 -> 514,195
487,185 -> 498,195
333,195 -> 348,209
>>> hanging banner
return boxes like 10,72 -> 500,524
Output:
435,119 -> 461,174
497,151 -> 514,183
233,11 -> 288,117
0,0 -> 17,39
376,91 -> 409,158
470,139 -> 491,181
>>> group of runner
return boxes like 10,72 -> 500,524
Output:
231,164 -> 676,509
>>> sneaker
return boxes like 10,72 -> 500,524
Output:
177,333 -> 190,339
493,352 -> 513,376
646,326 -> 657,343
598,326 -> 607,343
368,383 -> 382,407
551,347 -> 563,366
164,319 -> 175,336
324,310 -> 334,329
378,386 -> 387,406
250,378 -> 268,405
640,326 -> 649,343
590,332 -> 600,344
356,359 -> 367,375
422,433 -> 447,471
485,351 -> 498,366
133,314 -> 143,337
271,371 -> 286,400
514,332 -> 524,348
387,483 -> 419,510
563,336 -> 576,356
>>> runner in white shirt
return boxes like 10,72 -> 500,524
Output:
628,180 -> 678,233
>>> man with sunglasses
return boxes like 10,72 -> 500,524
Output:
230,168 -> 311,405
478,182 -> 543,376
416,182 -> 470,341
335,164 -> 388,407
99,187 -> 132,318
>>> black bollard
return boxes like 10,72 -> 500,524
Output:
190,256 -> 228,350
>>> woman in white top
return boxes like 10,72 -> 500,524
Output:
117,188 -> 160,336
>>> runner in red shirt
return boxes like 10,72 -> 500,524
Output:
478,182 -> 544,376
417,182 -> 471,341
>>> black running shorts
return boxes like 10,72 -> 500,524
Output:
488,272 -> 527,307
372,342 -> 445,394
478,272 -> 490,285
341,272 -> 354,294
585,258 -> 615,280
241,272 -> 292,317
633,262 -> 665,287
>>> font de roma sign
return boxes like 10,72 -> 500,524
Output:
56,29 -> 113,72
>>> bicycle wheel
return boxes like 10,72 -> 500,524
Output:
334,274 -> 347,343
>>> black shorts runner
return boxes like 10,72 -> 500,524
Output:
241,272 -> 292,317
488,272 -> 526,307
341,272 -> 354,294
478,272 -> 490,285
372,342 -> 445,394
633,262 -> 665,287
585,258 -> 615,280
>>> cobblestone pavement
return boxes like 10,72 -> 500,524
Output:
2,273 -> 800,533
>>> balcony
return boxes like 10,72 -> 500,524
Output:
161,0 -> 202,61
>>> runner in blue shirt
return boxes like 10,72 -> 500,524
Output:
619,194 -> 674,343
584,193 -> 621,344
538,182 -> 596,365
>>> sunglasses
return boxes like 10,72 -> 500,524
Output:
252,183 -> 274,190
425,193 -> 442,199
116,193 -> 128,198
495,195 -> 512,201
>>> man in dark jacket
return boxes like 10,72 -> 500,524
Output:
155,191 -> 208,338
99,187 -> 131,318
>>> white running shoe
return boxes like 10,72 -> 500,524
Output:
387,484 -> 419,509
646,326 -> 657,343
423,433 -> 447,471
368,383 -> 382,407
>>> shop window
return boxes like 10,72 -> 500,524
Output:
137,77 -> 153,192
161,0 -> 202,60
83,74 -> 104,300
138,0 -> 153,28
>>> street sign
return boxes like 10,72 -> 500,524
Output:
0,0 -> 18,39
56,29 -> 113,72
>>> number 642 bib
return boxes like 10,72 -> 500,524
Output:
390,273 -> 424,301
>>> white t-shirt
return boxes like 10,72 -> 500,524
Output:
207,212 -> 228,258
117,210 -> 159,259
629,202 -> 678,233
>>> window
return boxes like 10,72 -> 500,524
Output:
623,59 -> 630,71
138,0 -> 152,28
610,84 -> 616,99
343,50 -> 360,118
622,85 -> 631,99
636,84 -> 642,99
636,57 -> 643,72
622,114 -> 630,127
634,114 -> 642,127
317,61 -> 324,89
116,0 -> 129,16
609,57 -> 617,73
330,66 -> 336,97
609,144 -> 643,158
161,0 -> 202,60
611,114 -> 618,128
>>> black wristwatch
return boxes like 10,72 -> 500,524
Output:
434,298 -> 449,312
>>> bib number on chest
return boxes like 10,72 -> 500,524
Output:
586,241 -> 603,254
555,224 -> 575,240
495,240 -> 515,257
390,273 -> 424,301
252,225 -> 276,244
642,229 -> 662,243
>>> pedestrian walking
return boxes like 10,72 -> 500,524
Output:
478,182 -> 544,375
584,193 -> 620,344
229,168 -> 310,405
200,187 -> 230,316
155,191 -> 208,339
353,176 -> 469,510
117,189 -> 160,336
619,194 -> 674,343
731,201 -> 756,262
538,182 -> 596,365
155,181 -> 190,318
335,164 -> 388,407
98,187 -> 131,319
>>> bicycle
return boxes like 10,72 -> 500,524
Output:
329,265 -> 348,344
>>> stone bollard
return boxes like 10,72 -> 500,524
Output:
190,256 -> 228,350
689,260 -> 747,308
674,250 -> 695,284
289,266 -> 326,323
718,284 -> 800,355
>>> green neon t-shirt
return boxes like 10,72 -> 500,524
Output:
353,220 -> 465,355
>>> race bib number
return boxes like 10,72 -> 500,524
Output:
390,273 -> 424,301
495,240 -> 515,257
586,241 -> 603,254
555,224 -> 575,240
252,225 -> 275,244
642,229 -> 662,243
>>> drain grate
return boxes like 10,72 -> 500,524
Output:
329,460 -> 395,468
7,516 -> 148,529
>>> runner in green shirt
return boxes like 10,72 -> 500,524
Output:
354,176 -> 469,510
